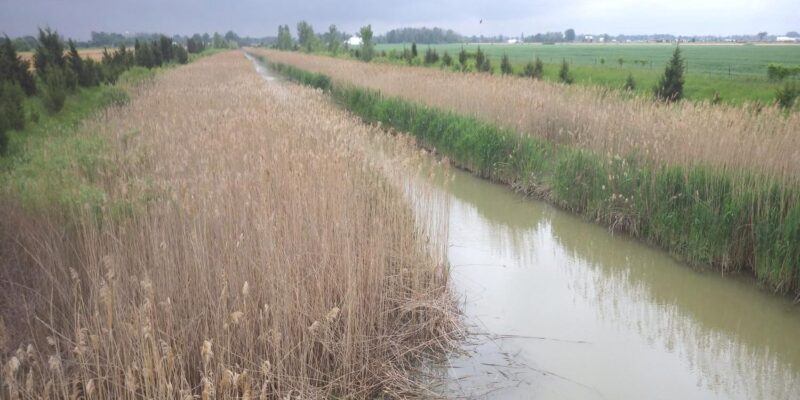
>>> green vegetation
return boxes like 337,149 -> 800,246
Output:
327,24 -> 341,55
359,25 -> 375,62
559,59 -> 574,84
655,46 -> 685,102
624,73 -> 637,90
767,63 -> 800,81
523,57 -> 544,79
0,82 -> 25,154
371,43 -> 800,104
0,82 -> 129,214
253,54 -> 331,91
2,42 -> 215,216
500,54 -> 513,75
276,25 -> 294,50
775,82 -> 799,109
297,21 -> 317,52
262,56 -> 800,295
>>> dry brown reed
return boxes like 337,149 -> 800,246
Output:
0,51 -> 459,398
252,49 -> 800,184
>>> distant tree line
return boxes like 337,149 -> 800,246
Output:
7,30 -> 274,52
378,27 -> 463,44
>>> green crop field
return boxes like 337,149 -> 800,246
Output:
374,43 -> 800,104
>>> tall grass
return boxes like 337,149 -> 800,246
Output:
1,52 -> 458,398
251,49 -> 800,184
259,53 -> 800,295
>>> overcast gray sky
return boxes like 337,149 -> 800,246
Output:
1,0 -> 797,40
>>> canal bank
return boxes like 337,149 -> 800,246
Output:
247,52 -> 800,399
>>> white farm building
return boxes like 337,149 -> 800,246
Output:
346,36 -> 363,46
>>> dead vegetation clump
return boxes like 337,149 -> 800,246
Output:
0,52 -> 459,398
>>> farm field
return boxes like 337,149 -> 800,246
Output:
0,51 -> 458,398
373,43 -> 800,103
19,47 -> 105,64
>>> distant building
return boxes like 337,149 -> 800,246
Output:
776,36 -> 798,43
507,38 -> 520,44
346,36 -> 362,46
583,35 -> 594,43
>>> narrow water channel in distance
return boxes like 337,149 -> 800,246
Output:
246,53 -> 800,399
433,166 -> 800,400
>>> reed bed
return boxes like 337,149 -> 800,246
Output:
0,52 -> 459,399
251,49 -> 800,184
254,51 -> 800,295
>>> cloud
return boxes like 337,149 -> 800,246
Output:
1,0 -> 797,40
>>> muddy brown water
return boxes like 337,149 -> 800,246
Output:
247,54 -> 800,399
433,166 -> 800,399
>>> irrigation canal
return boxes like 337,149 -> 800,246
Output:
247,52 -> 800,400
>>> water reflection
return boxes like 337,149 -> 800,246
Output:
431,166 -> 800,399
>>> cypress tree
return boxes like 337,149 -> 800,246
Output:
624,73 -> 636,91
533,56 -> 544,79
67,40 -> 85,85
34,28 -> 66,77
655,46 -> 685,102
458,47 -> 467,70
500,53 -> 512,75
559,59 -> 573,84
475,47 -> 485,71
0,36 -> 36,95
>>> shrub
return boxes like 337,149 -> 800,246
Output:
474,48 -> 492,73
442,51 -> 453,67
359,25 -> 375,62
559,59 -> 574,84
66,40 -> 84,83
458,47 -> 468,70
623,73 -> 636,91
475,47 -> 485,71
33,28 -> 66,77
0,81 -> 25,154
174,44 -> 189,64
523,61 -> 536,77
500,54 -> 513,75
424,47 -> 439,65
480,58 -> 492,74
187,35 -> 206,54
767,63 -> 800,81
118,66 -> 156,85
533,57 -> 544,79
42,67 -> 68,113
159,36 -> 173,62
411,42 -> 418,58
99,86 -> 130,107
1,36 -> 36,95
775,82 -> 799,109
655,46 -> 685,102
79,59 -> 102,87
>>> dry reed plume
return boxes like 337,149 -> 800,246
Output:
1,51 -> 459,398
252,49 -> 800,183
